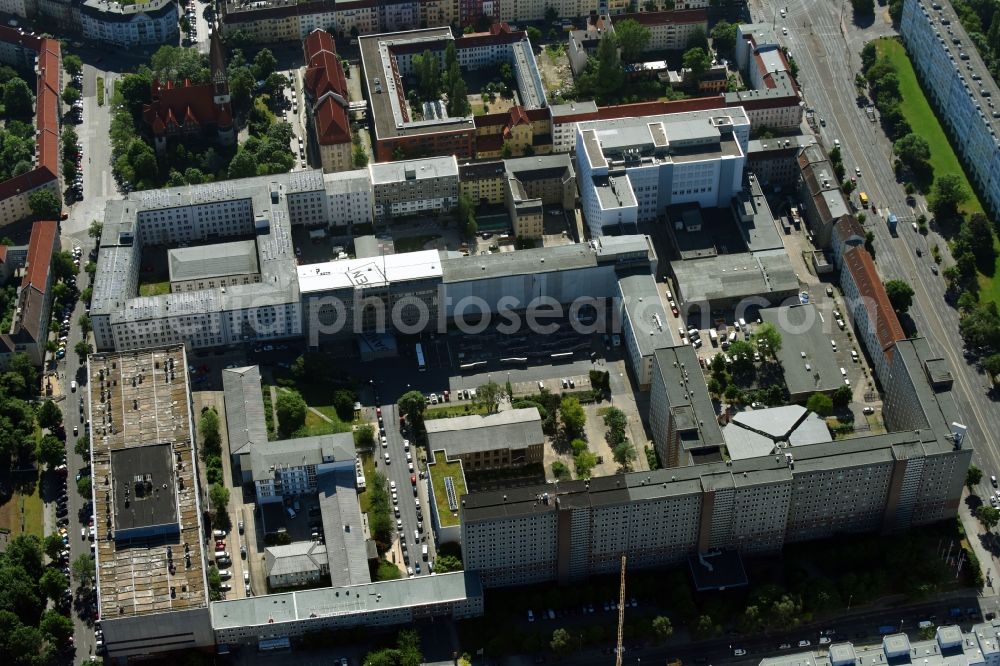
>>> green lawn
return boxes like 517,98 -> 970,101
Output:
424,403 -> 489,420
359,452 -> 376,514
138,281 -> 170,297
428,454 -> 465,528
877,38 -> 1000,303
0,487 -> 43,538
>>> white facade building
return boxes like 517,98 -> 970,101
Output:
80,0 -> 178,47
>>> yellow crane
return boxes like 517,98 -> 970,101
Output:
616,554 -> 626,666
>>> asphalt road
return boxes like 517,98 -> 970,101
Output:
763,0 -> 1000,517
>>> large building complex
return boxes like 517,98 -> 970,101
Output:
575,107 -> 750,236
86,347 -> 214,658
359,24 -> 546,162
900,0 -> 1000,217
0,27 -> 60,228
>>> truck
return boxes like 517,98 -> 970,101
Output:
859,192 -> 869,207
422,545 -> 428,560
887,212 -> 898,235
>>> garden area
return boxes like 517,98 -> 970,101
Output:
264,353 -> 361,439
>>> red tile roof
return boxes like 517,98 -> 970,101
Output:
16,219 -> 58,341
843,246 -> 906,355
0,34 -> 59,206
302,30 -> 350,147
143,78 -> 232,137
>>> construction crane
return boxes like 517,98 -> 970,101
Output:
616,554 -> 626,666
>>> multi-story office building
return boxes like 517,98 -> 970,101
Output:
86,347 -> 214,658
250,434 -> 355,503
0,28 -> 60,228
900,0 -> 1000,217
617,273 -> 676,390
575,107 -> 749,236
80,0 -> 178,46
369,156 -> 460,220
426,408 -> 545,471
649,345 -> 724,467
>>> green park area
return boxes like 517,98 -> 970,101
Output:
874,38 -> 1000,302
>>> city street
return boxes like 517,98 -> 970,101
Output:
762,0 -> 1000,540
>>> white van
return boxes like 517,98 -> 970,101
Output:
738,317 -> 746,330
728,331 -> 737,343
215,550 -> 230,560
709,329 -> 718,345
840,367 -> 847,377
286,507 -> 296,519
422,545 -> 429,560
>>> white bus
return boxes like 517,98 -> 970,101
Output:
415,343 -> 427,372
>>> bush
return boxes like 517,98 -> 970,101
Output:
552,460 -> 570,479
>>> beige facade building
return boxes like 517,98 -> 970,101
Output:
426,408 -> 545,472
369,156 -> 459,220
459,161 -> 506,205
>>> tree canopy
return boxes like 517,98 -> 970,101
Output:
884,279 -> 915,313
275,389 -> 307,437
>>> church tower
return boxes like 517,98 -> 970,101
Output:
209,27 -> 235,145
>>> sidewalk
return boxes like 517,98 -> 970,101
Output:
958,487 -> 999,597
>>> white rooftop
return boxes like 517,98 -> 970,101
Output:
297,250 -> 443,294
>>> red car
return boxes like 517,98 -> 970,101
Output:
215,540 -> 225,549
410,474 -> 417,486
376,407 -> 382,417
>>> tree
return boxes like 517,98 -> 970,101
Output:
42,534 -> 64,562
961,302 -> 1000,350
61,83 -> 80,107
434,554 -> 463,572
36,400 -> 62,430
3,78 -> 34,119
275,389 -> 307,437
806,392 -> 834,416
526,26 -> 543,45
893,133 -> 930,170
652,615 -> 674,641
74,340 -> 92,362
929,173 -> 969,218
63,54 -> 83,77
398,390 -> 427,427
355,424 -> 375,449
710,20 -> 738,57
885,279 -> 915,313
207,566 -> 222,601
751,321 -> 783,359
39,569 -> 67,603
615,19 -> 651,62
967,463 -> 984,489
36,434 -> 65,469
210,482 -> 230,513
976,504 -> 1000,530
560,396 -> 586,439
613,440 -> 637,469
983,353 -> 1000,386
88,220 -> 103,239
474,381 -> 504,413
27,189 -> 60,219
39,609 -> 73,643
963,213 -> 997,270
694,614 -> 718,639
851,0 -> 875,15
550,628 -> 573,655
682,47 -> 712,81
594,33 -> 624,98
75,435 -> 90,458
71,554 -> 95,589
831,384 -> 853,408
332,389 -> 357,421
228,147 -> 259,179
574,450 -> 598,478
79,314 -> 92,335
77,475 -> 91,498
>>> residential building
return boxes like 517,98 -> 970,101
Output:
35,0 -> 80,31
142,33 -> 234,154
86,347 -> 213,658
608,9 -> 708,52
323,169 -> 374,228
419,0 -> 458,28
574,107 -> 750,236
459,161 -> 506,205
458,0 -> 498,27
80,0 -> 178,47
212,572 -> 484,649
221,365 -> 268,475
502,154 -> 577,238
617,273 -> 676,390
830,215 -> 865,270
0,0 -> 33,19
839,246 -> 906,386
360,24 -> 546,162
369,156 -> 459,220
900,0 -> 1000,217
264,541 -> 329,589
0,220 -> 59,366
426,408 -> 545,471
0,28 -> 60,228
302,30 -> 352,174
797,143 -> 851,247
649,344 -> 724,467
473,106 -> 552,158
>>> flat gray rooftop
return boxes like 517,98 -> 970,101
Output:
673,249 -> 798,305
168,240 -> 259,283
110,444 -> 178,532
618,273 -> 676,357
653,345 -> 724,450
317,469 -> 371,588
425,408 -> 544,457
760,304 -> 843,397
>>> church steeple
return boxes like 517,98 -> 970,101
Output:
209,26 -> 229,106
